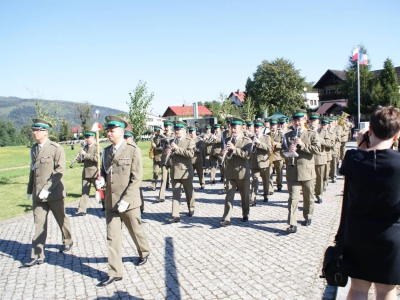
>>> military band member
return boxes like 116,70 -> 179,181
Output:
150,126 -> 163,191
309,114 -> 330,204
209,124 -> 223,185
339,119 -> 350,161
203,125 -> 212,175
324,119 -> 334,190
279,118 -> 289,134
96,116 -> 150,287
189,127 -> 205,189
167,121 -> 196,223
159,121 -> 175,202
262,119 -> 271,135
24,118 -> 73,267
245,120 -> 255,137
249,120 -> 272,206
269,118 -> 284,192
76,131 -> 102,216
220,117 -> 252,226
282,109 -> 321,233
329,117 -> 341,183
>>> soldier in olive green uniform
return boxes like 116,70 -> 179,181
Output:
76,131 -> 102,215
96,116 -> 150,287
220,118 -> 252,226
268,119 -> 284,193
330,117 -> 341,183
189,127 -> 205,189
150,126 -> 163,191
282,110 -> 321,233
339,119 -> 350,161
159,121 -> 175,202
167,121 -> 196,223
203,125 -> 212,175
245,120 -> 255,137
209,124 -> 223,184
249,120 -> 272,206
308,114 -> 331,204
24,119 -> 73,267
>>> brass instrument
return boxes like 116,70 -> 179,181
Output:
162,137 -> 177,166
69,141 -> 87,168
206,132 -> 217,143
149,147 -> 154,159
338,112 -> 350,129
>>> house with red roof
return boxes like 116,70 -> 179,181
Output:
229,89 -> 246,107
162,105 -> 212,121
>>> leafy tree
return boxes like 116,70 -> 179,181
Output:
246,58 -> 306,117
59,118 -> 73,141
127,80 -> 154,141
0,121 -> 18,147
76,101 -> 93,134
342,45 -> 376,123
379,58 -> 400,107
35,99 -> 61,141
240,95 -> 257,121
18,124 -> 35,146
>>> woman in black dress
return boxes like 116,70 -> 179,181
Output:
339,106 -> 400,299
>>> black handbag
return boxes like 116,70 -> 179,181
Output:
320,153 -> 351,287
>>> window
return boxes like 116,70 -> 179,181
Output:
147,118 -> 154,122
326,89 -> 336,94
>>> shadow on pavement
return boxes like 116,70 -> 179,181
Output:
96,291 -> 143,300
165,237 -> 181,299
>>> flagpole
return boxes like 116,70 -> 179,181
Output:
357,46 -> 361,129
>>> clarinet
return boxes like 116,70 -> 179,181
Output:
290,127 -> 300,166
219,136 -> 236,166
162,137 -> 177,166
69,141 -> 87,168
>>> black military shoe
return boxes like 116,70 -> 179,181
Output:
167,217 -> 180,224
242,216 -> 249,222
263,197 -> 269,202
200,185 -> 205,189
157,198 -> 165,203
332,179 -> 336,183
269,191 -> 274,195
75,212 -> 86,216
61,242 -> 73,253
219,220 -> 230,227
188,211 -> 194,217
23,258 -> 44,267
277,188 -> 282,192
250,201 -> 256,207
286,225 -> 297,233
98,276 -> 122,287
317,197 -> 323,204
150,186 -> 156,191
304,219 -> 312,226
135,255 -> 149,266
219,177 -> 224,182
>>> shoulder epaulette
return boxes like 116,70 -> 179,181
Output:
243,136 -> 252,141
127,141 -> 137,147
50,141 -> 59,148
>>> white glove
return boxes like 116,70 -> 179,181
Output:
95,177 -> 105,189
117,200 -> 130,213
38,189 -> 50,200
27,194 -> 32,200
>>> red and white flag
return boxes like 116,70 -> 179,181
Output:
91,122 -> 103,132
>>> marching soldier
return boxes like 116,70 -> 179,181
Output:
209,124 -> 223,185
159,121 -> 175,202
282,109 -> 321,233
96,116 -> 150,286
245,120 -> 255,137
269,118 -> 284,193
339,118 -> 350,162
150,126 -> 163,191
167,121 -> 196,223
279,117 -> 289,134
249,119 -> 272,206
189,127 -> 205,189
76,131 -> 103,216
324,119 -> 334,190
308,114 -> 330,204
329,117 -> 341,183
24,118 -> 73,267
203,125 -> 212,175
219,117 -> 252,226
262,119 -> 270,135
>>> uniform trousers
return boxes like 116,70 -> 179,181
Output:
171,178 -> 195,217
315,164 -> 326,197
204,155 -> 211,172
272,159 -> 284,189
324,159 -> 331,189
251,167 -> 270,202
31,199 -> 73,259
287,179 -> 314,225
78,177 -> 96,213
340,142 -> 346,160
106,207 -> 150,277
222,178 -> 250,221
329,155 -> 338,180
151,161 -> 162,188
158,165 -> 170,200
192,162 -> 205,186
210,154 -> 223,181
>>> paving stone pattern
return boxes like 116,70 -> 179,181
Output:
0,152 -> 350,300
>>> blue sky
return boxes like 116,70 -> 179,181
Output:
1,0 -> 399,116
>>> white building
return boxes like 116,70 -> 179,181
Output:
146,113 -> 166,131
303,91 -> 319,109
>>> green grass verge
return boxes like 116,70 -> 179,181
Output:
0,141 -> 154,221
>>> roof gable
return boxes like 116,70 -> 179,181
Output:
162,106 -> 212,117
313,70 -> 346,89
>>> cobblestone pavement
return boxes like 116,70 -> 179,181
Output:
0,154 -> 351,300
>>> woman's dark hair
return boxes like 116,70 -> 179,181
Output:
369,106 -> 400,140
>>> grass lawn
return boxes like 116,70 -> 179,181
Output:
0,141 -> 154,221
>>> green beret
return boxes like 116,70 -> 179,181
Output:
309,113 -> 320,120
269,118 -> 278,125
84,131 -> 95,137
32,118 -> 53,130
105,116 -> 127,129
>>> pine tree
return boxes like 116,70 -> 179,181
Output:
379,58 -> 400,107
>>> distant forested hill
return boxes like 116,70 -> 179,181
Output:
0,96 -> 127,130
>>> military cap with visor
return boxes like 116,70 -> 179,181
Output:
269,118 -> 278,125
253,119 -> 264,127
164,121 -> 173,126
188,127 -> 197,132
174,121 -> 187,130
321,118 -> 330,124
292,109 -> 307,119
154,125 -> 161,131
230,117 -> 245,126
213,124 -> 221,128
309,112 -> 320,120
278,117 -> 288,124
84,131 -> 96,137
105,115 -> 128,129
124,123 -> 134,137
32,118 -> 53,131
205,125 -> 211,129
